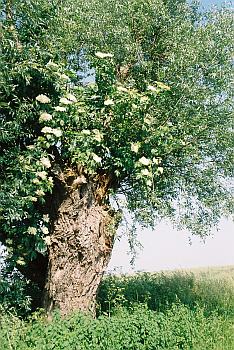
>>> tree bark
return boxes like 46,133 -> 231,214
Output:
43,178 -> 117,317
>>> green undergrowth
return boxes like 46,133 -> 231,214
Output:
0,303 -> 233,350
0,268 -> 233,349
97,269 -> 234,318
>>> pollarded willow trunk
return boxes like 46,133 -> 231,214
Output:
43,176 -> 117,317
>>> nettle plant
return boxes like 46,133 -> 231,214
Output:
0,0 -> 233,316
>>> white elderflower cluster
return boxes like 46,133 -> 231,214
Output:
41,226 -> 49,235
36,94 -> 51,103
139,156 -> 151,166
54,106 -> 67,112
27,226 -> 37,235
36,189 -> 45,197
104,99 -> 114,106
92,153 -> 102,163
95,52 -> 113,58
36,171 -> 47,180
39,112 -> 52,122
147,85 -> 158,92
16,258 -> 26,266
41,126 -> 62,137
59,73 -> 70,81
141,168 -> 150,176
66,93 -> 77,102
46,61 -> 58,69
93,129 -> 103,142
117,86 -> 129,93
59,97 -> 72,105
131,143 -> 139,153
40,157 -> 51,168
42,214 -> 50,223
43,236 -> 52,245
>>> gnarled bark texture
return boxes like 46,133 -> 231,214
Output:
43,178 -> 117,317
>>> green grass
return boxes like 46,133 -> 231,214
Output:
0,266 -> 233,349
97,266 -> 234,318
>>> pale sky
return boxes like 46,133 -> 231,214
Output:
108,219 -> 234,273
108,0 -> 234,273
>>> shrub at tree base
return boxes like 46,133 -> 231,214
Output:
1,270 -> 233,349
0,303 -> 233,350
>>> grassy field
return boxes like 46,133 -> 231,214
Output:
180,265 -> 234,280
0,266 -> 233,349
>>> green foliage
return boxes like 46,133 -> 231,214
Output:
0,303 -> 233,350
1,268 -> 233,349
0,270 -> 32,316
0,267 -> 41,317
97,270 -> 234,318
0,0 -> 233,267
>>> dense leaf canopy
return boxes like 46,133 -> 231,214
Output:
0,0 -> 233,266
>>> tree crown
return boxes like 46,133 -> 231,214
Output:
0,0 -> 233,266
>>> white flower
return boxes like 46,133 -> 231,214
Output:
30,196 -> 38,202
59,97 -> 72,105
36,171 -> 47,180
46,61 -> 58,69
158,167 -> 164,174
146,179 -> 152,187
156,81 -> 171,91
39,112 -> 52,122
117,86 -> 129,93
104,99 -> 114,106
131,143 -> 139,153
87,82 -> 96,89
27,226 -> 37,235
93,129 -> 103,142
43,236 -> 51,245
92,153 -> 102,163
36,94 -> 51,103
82,129 -> 91,135
54,106 -> 67,112
26,145 -> 35,150
36,189 -> 45,197
77,108 -> 86,113
41,226 -> 49,235
43,214 -> 50,223
40,157 -> 51,168
52,128 -> 62,137
41,127 -> 62,137
60,74 -> 70,81
144,116 -> 153,125
140,96 -> 149,103
48,177 -> 53,184
66,93 -> 77,103
33,178 -> 40,185
141,168 -> 151,176
41,126 -> 53,134
16,258 -> 26,266
139,156 -> 151,166
147,85 -> 158,92
153,157 -> 162,165
95,51 -> 113,58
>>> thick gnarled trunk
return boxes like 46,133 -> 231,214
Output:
43,180 -> 116,317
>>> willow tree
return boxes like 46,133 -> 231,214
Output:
0,0 -> 233,316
